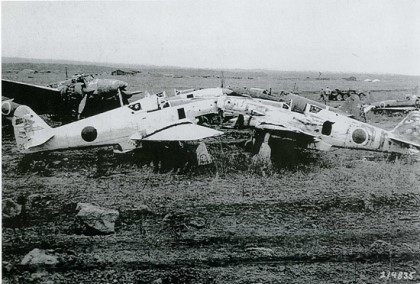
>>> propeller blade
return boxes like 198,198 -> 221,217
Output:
117,88 -> 124,107
78,94 -> 88,118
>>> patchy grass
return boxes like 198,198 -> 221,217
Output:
2,63 -> 420,283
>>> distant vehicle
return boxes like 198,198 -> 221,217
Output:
12,93 -> 222,165
328,89 -> 366,101
2,74 -> 141,121
215,95 -> 420,162
224,86 -> 272,97
370,94 -> 420,114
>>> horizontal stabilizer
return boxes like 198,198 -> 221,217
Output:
143,123 -> 223,141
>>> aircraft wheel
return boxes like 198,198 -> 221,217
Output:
336,94 -> 343,101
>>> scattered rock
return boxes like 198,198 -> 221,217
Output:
93,254 -> 103,262
26,193 -> 47,211
363,198 -> 374,212
189,217 -> 206,229
21,248 -> 59,267
3,261 -> 13,272
30,271 -> 48,280
369,240 -> 393,253
245,247 -> 274,257
398,216 -> 412,220
152,278 -> 163,284
76,203 -> 119,234
122,204 -> 153,220
135,204 -> 152,213
2,198 -> 22,219
162,213 -> 175,223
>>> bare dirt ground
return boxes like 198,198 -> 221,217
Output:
2,63 -> 420,283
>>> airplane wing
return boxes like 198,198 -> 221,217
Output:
2,79 -> 61,114
140,122 -> 223,141
390,136 -> 420,150
256,122 -> 317,139
255,122 -> 332,151
375,107 -> 417,112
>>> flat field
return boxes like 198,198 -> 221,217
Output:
2,63 -> 420,283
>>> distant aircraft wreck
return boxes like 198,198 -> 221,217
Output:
111,69 -> 141,76
366,94 -> 420,114
2,74 -> 142,121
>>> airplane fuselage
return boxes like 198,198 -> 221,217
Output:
217,96 -> 418,155
14,97 -> 218,153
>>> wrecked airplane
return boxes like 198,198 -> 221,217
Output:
2,74 -> 141,121
215,95 -> 420,162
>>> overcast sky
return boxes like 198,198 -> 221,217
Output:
2,0 -> 420,75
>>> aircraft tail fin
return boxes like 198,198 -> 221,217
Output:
390,111 -> 420,147
364,92 -> 377,105
12,106 -> 54,152
340,94 -> 363,119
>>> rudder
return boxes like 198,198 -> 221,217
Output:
12,106 -> 54,153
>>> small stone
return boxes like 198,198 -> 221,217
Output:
189,217 -> 206,229
76,203 -> 119,234
30,271 -> 48,280
162,213 -> 174,222
21,248 -> 59,267
26,194 -> 47,212
2,198 -> 22,219
245,247 -> 274,257
3,261 -> 13,272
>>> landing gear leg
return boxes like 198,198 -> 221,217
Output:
252,132 -> 272,165
196,142 -> 213,166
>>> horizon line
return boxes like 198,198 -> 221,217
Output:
2,56 -> 420,77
